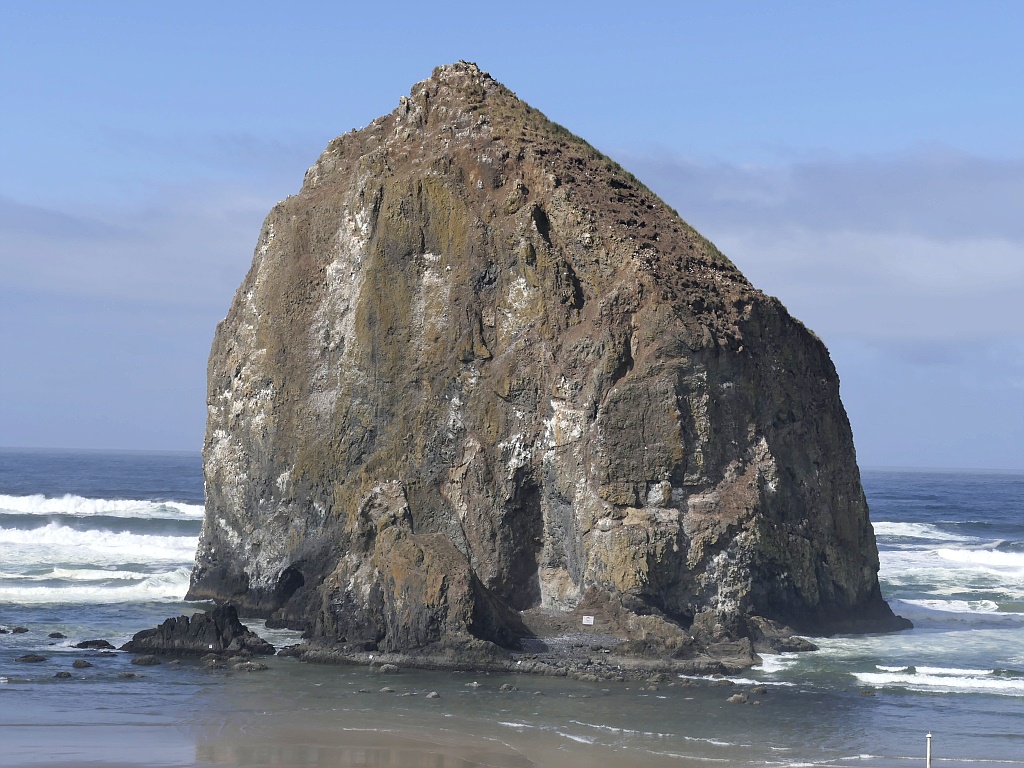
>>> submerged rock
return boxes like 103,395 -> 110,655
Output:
121,605 -> 274,657
187,61 -> 908,662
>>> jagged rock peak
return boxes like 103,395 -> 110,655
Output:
188,63 -> 909,664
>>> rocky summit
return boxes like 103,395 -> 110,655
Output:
186,62 -> 909,666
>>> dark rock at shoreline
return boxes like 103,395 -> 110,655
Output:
74,639 -> 115,650
12,627 -> 29,634
187,61 -> 909,666
16,654 -> 47,662
72,659 -> 92,669
54,671 -> 72,679
130,655 -> 161,666
121,605 -> 274,657
48,632 -> 66,639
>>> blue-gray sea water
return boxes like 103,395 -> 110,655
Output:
1,448 -> 1021,767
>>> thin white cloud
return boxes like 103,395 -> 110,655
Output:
0,183 -> 273,310
619,148 -> 1024,341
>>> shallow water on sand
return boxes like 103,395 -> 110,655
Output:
4,645 -> 1023,768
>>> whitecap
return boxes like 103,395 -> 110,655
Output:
937,548 -> 1024,570
752,653 -> 801,674
915,665 -> 996,677
0,522 -> 198,566
0,566 -> 192,604
0,567 -> 160,582
853,670 -> 1024,695
900,599 -> 1001,614
0,493 -> 204,520
872,521 -> 976,543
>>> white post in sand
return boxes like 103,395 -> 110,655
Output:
926,732 -> 933,768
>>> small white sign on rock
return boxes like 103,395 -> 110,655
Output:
582,615 -> 595,626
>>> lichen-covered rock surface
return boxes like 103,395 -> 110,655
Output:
187,62 -> 909,663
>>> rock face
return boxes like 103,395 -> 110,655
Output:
187,62 -> 908,656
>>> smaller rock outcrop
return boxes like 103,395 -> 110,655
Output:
74,639 -> 115,650
121,605 -> 274,656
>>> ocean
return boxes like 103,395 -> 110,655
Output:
1,448 -> 1021,768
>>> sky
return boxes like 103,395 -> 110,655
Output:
1,1 -> 1022,470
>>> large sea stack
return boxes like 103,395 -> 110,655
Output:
187,62 -> 908,661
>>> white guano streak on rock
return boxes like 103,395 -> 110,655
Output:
412,252 -> 451,357
537,398 -> 589,610
497,432 -> 531,481
307,198 -> 372,418
203,219 -> 281,557
543,399 -> 585,449
497,274 -> 538,347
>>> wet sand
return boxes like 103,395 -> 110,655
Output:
0,649 -> 967,768
5,715 -> 718,768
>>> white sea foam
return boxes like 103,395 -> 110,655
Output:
879,550 -> 1024,602
569,720 -> 672,738
555,731 -> 594,744
0,494 -> 204,520
0,567 -> 161,582
936,548 -> 1024,570
885,600 -> 1024,628
752,653 -> 801,674
682,736 -> 737,747
853,668 -> 1024,696
901,599 -> 1001,613
0,522 -> 198,566
677,673 -> 796,687
0,566 -> 192,604
914,666 -> 996,676
872,521 -> 975,542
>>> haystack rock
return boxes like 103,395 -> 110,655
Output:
187,62 -> 909,660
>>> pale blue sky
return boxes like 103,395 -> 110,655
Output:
2,1 -> 1022,469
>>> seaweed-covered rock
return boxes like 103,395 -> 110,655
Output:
187,62 -> 908,658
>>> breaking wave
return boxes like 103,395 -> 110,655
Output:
0,493 -> 204,520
